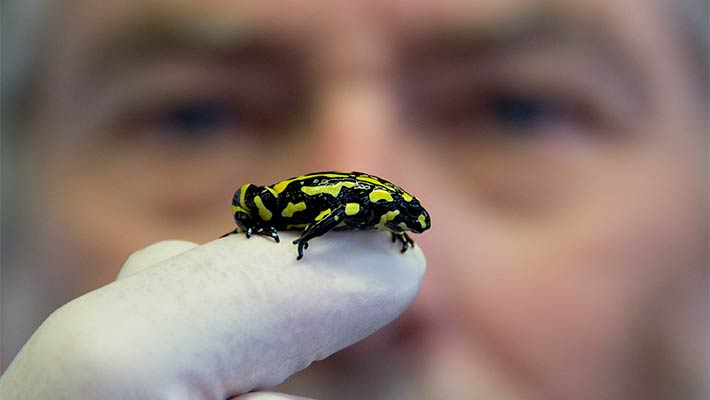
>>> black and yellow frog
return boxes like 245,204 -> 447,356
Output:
222,171 -> 431,260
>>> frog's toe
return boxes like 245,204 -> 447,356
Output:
270,228 -> 280,243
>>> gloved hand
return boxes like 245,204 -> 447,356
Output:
0,231 -> 426,399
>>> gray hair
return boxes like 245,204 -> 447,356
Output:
2,0 -> 52,126
666,0 -> 709,85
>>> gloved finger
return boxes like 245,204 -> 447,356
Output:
232,391 -> 312,399
0,230 -> 426,400
117,240 -> 199,279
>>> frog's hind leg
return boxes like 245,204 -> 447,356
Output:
220,228 -> 239,238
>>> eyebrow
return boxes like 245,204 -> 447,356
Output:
82,11 -> 302,80
401,4 -> 643,74
401,5 -> 648,102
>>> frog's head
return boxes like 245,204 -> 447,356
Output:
231,183 -> 256,228
232,183 -> 279,226
400,197 -> 431,233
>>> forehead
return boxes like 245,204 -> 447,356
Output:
49,0 -> 667,88
60,0 -> 635,43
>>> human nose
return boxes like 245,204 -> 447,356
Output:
306,35 -> 398,171
313,83 -> 398,170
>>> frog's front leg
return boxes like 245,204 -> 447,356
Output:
253,225 -> 280,243
391,231 -> 415,253
292,206 -> 346,260
226,211 -> 280,242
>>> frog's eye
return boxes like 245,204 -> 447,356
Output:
233,211 -> 251,230
233,187 -> 242,205
234,183 -> 254,208
403,210 -> 430,233
417,212 -> 431,230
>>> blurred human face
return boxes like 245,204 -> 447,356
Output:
22,0 -> 707,399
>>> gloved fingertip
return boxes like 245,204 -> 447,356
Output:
233,391 -> 313,400
117,240 -> 199,280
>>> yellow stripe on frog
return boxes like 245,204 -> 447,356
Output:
345,203 -> 360,216
253,195 -> 273,221
369,190 -> 393,203
281,201 -> 307,218
301,181 -> 356,197
315,208 -> 331,221
272,172 -> 351,193
375,210 -> 400,230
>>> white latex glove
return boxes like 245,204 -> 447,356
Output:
0,231 -> 426,399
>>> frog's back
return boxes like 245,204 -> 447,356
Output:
270,171 -> 401,194
265,171 -> 404,229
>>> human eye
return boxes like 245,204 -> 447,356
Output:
115,83 -> 303,147
98,67 -> 306,148
403,81 -> 601,141
484,91 -> 571,133
149,98 -> 241,139
476,86 -> 601,139
400,47 -> 637,143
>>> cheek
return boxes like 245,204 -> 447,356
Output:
430,174 -> 701,399
403,134 -> 704,398
33,149 -> 240,293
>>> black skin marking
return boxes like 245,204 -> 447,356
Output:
222,171 -> 431,260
